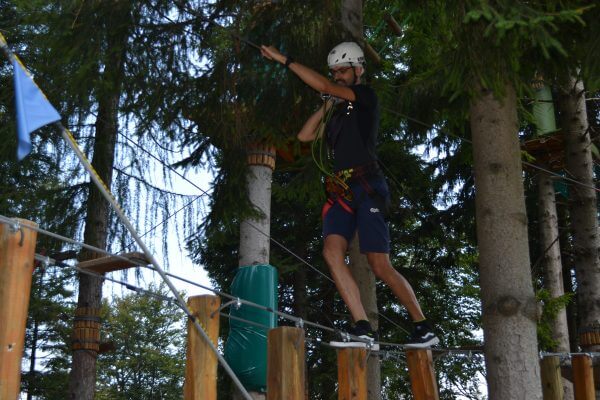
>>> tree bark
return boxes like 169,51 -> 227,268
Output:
67,6 -> 130,399
239,164 -> 272,267
537,170 -> 574,400
470,82 -> 542,400
557,75 -> 600,353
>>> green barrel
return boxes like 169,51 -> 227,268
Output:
224,264 -> 278,393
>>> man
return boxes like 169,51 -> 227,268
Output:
261,42 -> 439,348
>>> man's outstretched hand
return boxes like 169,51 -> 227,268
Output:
260,45 -> 286,65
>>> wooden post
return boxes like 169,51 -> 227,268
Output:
406,349 -> 439,400
337,347 -> 367,400
0,219 -> 38,400
267,326 -> 305,400
183,295 -> 221,400
572,354 -> 595,400
540,356 -> 564,400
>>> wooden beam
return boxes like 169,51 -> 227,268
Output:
337,347 -> 367,400
540,356 -> 563,400
0,219 -> 38,400
406,349 -> 439,400
77,251 -> 149,274
572,354 -> 595,400
384,13 -> 403,36
267,326 -> 305,400
183,295 -> 221,400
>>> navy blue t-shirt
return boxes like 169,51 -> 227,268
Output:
326,84 -> 380,171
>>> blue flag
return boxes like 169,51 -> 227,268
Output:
12,58 -> 61,160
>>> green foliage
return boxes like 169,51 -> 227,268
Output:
96,285 -> 186,399
22,265 -> 75,399
536,289 -> 574,350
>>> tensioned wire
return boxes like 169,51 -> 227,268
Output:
25,237 -> 478,355
17,216 -> 401,348
4,215 -> 420,352
34,245 -> 600,362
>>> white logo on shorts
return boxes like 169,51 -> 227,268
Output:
370,208 -> 380,213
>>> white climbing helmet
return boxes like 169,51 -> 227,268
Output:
327,42 -> 365,68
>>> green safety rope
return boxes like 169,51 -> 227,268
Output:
310,99 -> 352,194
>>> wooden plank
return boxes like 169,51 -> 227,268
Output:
337,347 -> 367,400
0,219 -> 38,400
406,349 -> 439,400
77,251 -> 149,274
572,354 -> 595,400
267,326 -> 305,400
183,295 -> 220,400
541,356 -> 563,400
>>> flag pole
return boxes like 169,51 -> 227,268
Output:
0,32 -> 253,400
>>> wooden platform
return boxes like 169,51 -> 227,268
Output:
521,131 -> 565,171
77,252 -> 150,274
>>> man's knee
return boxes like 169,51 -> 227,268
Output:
323,245 -> 341,266
367,253 -> 392,278
323,235 -> 347,265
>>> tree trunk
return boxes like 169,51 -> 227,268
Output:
239,163 -> 272,267
340,0 -> 382,397
557,202 -> 578,353
537,170 -> 574,400
293,263 -> 308,320
558,75 -> 600,353
67,6 -> 130,399
470,82 -> 542,400
234,149 -> 275,400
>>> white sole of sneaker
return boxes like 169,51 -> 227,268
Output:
329,341 -> 380,351
404,337 -> 440,349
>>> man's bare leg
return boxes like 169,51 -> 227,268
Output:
366,252 -> 425,321
322,234 -> 368,322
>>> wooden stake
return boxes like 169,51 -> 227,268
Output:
540,356 -> 563,400
267,326 -> 305,400
406,349 -> 439,400
572,354 -> 595,400
337,347 -> 367,400
0,219 -> 38,400
183,295 -> 220,400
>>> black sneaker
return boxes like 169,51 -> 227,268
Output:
405,323 -> 439,348
330,321 -> 380,350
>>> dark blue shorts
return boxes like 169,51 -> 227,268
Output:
322,176 -> 391,253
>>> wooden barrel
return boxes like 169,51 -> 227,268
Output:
247,143 -> 276,170
72,307 -> 101,352
579,329 -> 600,347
